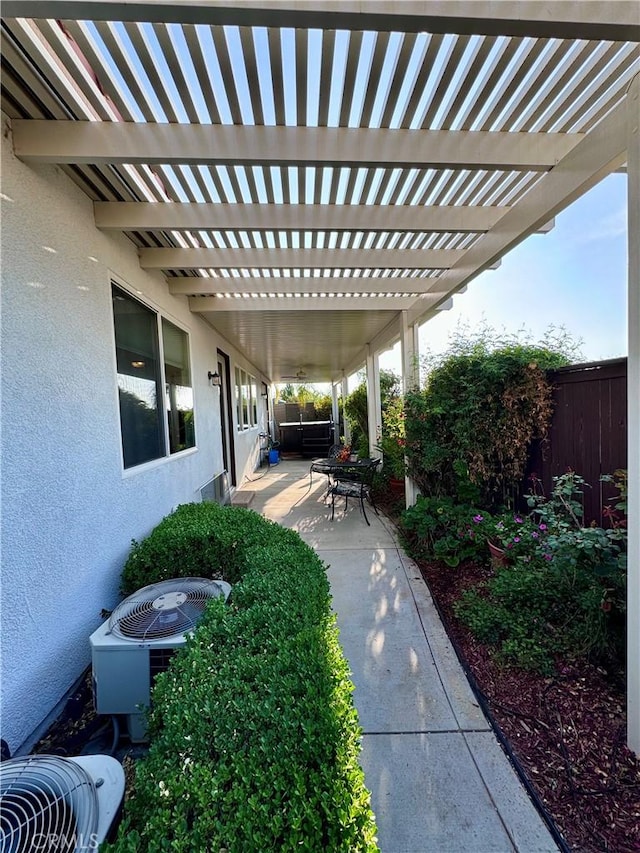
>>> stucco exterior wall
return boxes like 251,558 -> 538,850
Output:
0,116 -> 266,751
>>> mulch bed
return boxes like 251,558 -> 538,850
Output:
419,557 -> 640,853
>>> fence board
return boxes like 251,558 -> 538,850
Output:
525,359 -> 627,525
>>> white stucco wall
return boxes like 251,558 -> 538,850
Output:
0,116 -> 266,752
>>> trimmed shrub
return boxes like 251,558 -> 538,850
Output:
106,502 -> 378,853
121,502 -> 293,592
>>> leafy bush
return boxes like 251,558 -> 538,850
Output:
107,503 -> 378,852
400,495 -> 489,567
455,472 -> 627,673
344,370 -> 404,464
405,327 -> 576,508
121,502 -> 288,593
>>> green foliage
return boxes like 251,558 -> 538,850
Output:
108,503 -> 378,852
277,384 -> 335,421
121,502 -> 286,593
344,370 -> 405,471
405,327 -> 577,508
343,379 -> 369,457
314,393 -> 333,421
400,495 -> 488,567
455,471 -> 628,673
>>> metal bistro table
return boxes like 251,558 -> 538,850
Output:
309,457 -> 381,524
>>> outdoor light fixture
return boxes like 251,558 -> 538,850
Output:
208,371 -> 221,387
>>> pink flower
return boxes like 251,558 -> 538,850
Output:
544,553 -> 553,561
539,523 -> 547,531
514,516 -> 523,524
513,536 -> 520,543
473,515 -> 483,523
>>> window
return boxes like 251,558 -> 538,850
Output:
112,284 -> 195,468
250,377 -> 258,426
162,318 -> 195,454
235,366 -> 259,430
235,367 -> 243,429
241,370 -> 250,428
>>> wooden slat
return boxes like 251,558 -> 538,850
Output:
295,28 -> 307,127
183,24 -> 221,124
211,25 -> 243,125
359,31 -> 391,128
338,30 -> 362,128
239,25 -> 263,125
440,36 -> 494,130
317,29 -> 335,128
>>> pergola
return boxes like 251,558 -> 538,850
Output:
1,1 -> 639,749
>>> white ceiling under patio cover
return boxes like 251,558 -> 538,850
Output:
2,1 -> 638,382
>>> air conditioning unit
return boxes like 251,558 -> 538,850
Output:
0,753 -> 125,851
90,577 -> 231,742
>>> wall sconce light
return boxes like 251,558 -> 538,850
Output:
208,371 -> 221,387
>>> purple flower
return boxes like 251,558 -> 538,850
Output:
473,515 -> 484,523
531,531 -> 539,539
544,553 -> 553,561
539,523 -> 547,531
514,516 -> 523,524
513,536 -> 521,543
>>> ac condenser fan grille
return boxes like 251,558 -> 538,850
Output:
0,756 -> 98,853
109,577 -> 229,640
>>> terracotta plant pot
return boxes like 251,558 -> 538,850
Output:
487,539 -> 508,568
389,477 -> 406,497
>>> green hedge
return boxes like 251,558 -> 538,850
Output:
106,502 -> 378,852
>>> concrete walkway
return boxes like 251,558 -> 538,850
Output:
237,459 -> 558,853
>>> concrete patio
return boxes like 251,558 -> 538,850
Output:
238,457 -> 559,853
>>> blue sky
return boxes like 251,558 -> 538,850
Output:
416,172 -> 628,363
377,171 -> 628,379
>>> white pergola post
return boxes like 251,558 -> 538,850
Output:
366,347 -> 382,459
331,382 -> 340,444
627,74 -> 640,755
401,311 -> 421,507
341,375 -> 351,445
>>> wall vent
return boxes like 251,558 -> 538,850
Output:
200,471 -> 230,505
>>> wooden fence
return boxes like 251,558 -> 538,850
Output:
526,358 -> 627,526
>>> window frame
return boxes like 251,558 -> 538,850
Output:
162,315 -> 196,455
235,364 -> 260,432
111,281 -> 197,473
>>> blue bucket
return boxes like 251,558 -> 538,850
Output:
269,449 -> 279,464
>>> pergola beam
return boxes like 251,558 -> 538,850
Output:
141,247 -> 465,271
95,202 -> 511,233
169,278 -> 441,296
188,295 -> 419,312
13,121 -> 582,170
407,97 -> 630,325
3,2 -> 639,41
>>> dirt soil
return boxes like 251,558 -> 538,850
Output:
419,557 -> 640,853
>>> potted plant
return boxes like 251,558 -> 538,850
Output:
477,511 -> 548,567
376,435 -> 406,494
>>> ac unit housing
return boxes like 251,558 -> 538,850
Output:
0,754 -> 124,849
90,578 -> 231,742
